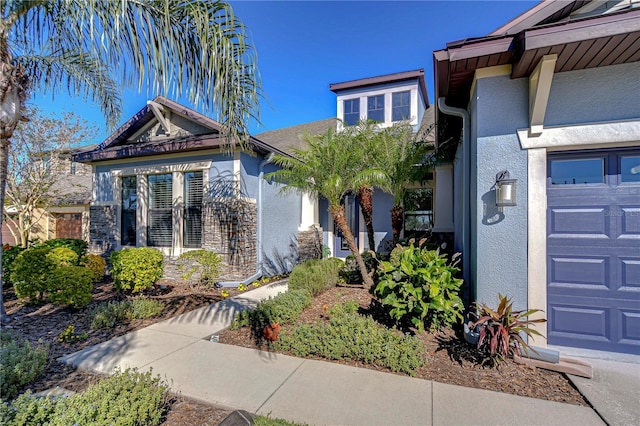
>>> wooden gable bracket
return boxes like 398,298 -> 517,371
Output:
147,100 -> 172,136
528,54 -> 557,137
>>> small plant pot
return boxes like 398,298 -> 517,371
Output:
463,314 -> 479,346
263,322 -> 281,342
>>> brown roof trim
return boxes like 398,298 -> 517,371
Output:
329,69 -> 430,107
489,0 -> 589,36
153,97 -> 224,133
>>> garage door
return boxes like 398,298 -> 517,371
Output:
547,149 -> 640,355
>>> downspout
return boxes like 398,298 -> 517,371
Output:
217,153 -> 274,287
437,98 -> 471,306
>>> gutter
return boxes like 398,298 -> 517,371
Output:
437,98 -> 471,306
217,153 -> 274,287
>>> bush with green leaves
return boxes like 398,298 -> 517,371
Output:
2,244 -> 25,286
0,330 -> 48,400
373,243 -> 464,332
47,246 -> 79,267
0,369 -> 167,426
110,247 -> 164,293
58,325 -> 88,344
81,253 -> 107,283
41,237 -> 88,259
10,246 -> 56,303
91,298 -> 164,329
177,249 -> 221,287
48,266 -> 94,308
470,294 -> 547,365
288,258 -> 340,296
275,301 -> 426,375
233,289 -> 312,344
339,251 -> 379,284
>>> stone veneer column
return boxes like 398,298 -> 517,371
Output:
88,205 -> 118,256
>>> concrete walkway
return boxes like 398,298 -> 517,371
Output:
60,282 -> 615,426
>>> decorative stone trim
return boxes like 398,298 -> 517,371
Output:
88,205 -> 118,256
298,226 -> 324,263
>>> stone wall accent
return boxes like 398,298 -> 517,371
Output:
88,205 -> 117,256
298,226 -> 323,263
202,198 -> 257,280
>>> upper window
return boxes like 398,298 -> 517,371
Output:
392,91 -> 411,121
148,173 -> 173,247
550,158 -> 605,185
343,99 -> 360,126
367,95 -> 384,123
184,171 -> 203,247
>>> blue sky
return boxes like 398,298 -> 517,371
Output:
32,0 -> 539,144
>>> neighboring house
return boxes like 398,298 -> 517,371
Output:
2,148 -> 92,245
74,96 -> 311,281
258,69 -> 437,257
433,0 -> 640,354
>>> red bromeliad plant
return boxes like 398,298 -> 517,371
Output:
470,294 -> 546,364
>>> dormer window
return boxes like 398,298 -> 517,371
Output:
367,95 -> 384,123
343,99 -> 360,126
392,91 -> 411,121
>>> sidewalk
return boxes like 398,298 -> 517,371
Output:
60,282 -> 606,426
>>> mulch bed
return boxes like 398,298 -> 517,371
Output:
219,285 -> 589,406
3,279 -> 588,426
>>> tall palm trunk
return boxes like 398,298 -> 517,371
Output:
357,185 -> 375,251
329,205 -> 373,289
391,205 -> 404,246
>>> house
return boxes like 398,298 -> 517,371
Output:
258,69 -> 437,258
2,148 -> 92,245
74,97 -> 314,281
433,0 -> 640,354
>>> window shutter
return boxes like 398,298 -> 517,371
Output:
148,174 -> 173,246
184,171 -> 203,247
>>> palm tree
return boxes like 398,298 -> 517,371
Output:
372,122 -> 433,246
0,0 -> 260,321
267,127 -> 385,289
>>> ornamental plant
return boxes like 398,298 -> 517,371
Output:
110,247 -> 164,293
0,330 -> 48,400
373,242 -> 464,332
289,258 -> 340,296
41,238 -> 88,259
10,246 -> 56,303
469,294 -> 547,364
2,244 -> 25,286
48,266 -> 94,308
80,254 -> 107,283
47,247 -> 79,267
176,249 -> 221,288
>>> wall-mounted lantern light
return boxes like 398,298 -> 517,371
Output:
495,170 -> 517,207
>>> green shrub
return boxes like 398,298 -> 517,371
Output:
48,266 -> 94,308
339,251 -> 379,284
2,244 -> 25,286
275,302 -> 426,375
58,325 -> 88,343
0,330 -> 48,400
373,243 -> 464,332
10,246 -> 56,303
47,246 -> 79,267
110,247 -> 164,293
389,245 -> 405,266
288,258 -> 340,296
233,289 -> 312,344
81,253 -> 107,283
91,298 -> 164,329
0,369 -> 167,426
177,249 -> 221,287
255,416 -> 308,426
41,238 -> 88,259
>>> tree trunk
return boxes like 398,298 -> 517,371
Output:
391,205 -> 404,247
329,205 -> 374,289
0,137 -> 10,321
357,185 -> 376,252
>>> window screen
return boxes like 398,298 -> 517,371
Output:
344,99 -> 360,126
184,171 -> 203,247
404,188 -> 433,232
392,91 -> 410,121
148,173 -> 173,246
121,176 -> 137,245
367,95 -> 384,123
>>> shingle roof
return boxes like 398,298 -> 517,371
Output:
254,118 -> 338,155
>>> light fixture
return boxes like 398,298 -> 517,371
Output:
495,170 -> 517,207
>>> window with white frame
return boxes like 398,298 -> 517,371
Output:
343,98 -> 359,126
392,91 -> 410,121
147,173 -> 173,247
367,95 -> 384,123
403,188 -> 433,235
184,171 -> 203,247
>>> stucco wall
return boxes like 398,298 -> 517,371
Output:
472,75 -> 529,311
370,189 -> 393,252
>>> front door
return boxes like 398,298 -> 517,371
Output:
334,194 -> 359,258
